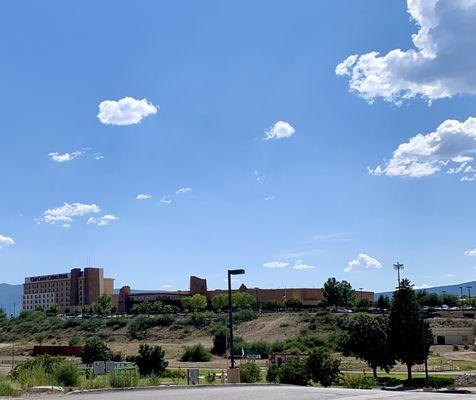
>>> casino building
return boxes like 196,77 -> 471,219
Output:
22,267 -> 114,313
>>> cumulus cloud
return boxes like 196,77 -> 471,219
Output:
465,248 -> 476,256
264,121 -> 295,140
136,193 -> 152,200
263,261 -> 289,269
49,150 -> 84,163
293,260 -> 316,270
43,202 -> 101,224
87,214 -> 118,226
264,196 -> 275,201
345,253 -> 382,272
0,235 -> 15,249
176,187 -> 192,194
369,116 -> 476,178
97,97 -> 158,125
336,0 -> 476,104
254,170 -> 265,181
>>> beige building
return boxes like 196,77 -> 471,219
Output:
433,327 -> 475,345
23,267 -> 114,313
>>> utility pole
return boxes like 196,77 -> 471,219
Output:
359,288 -> 363,300
393,262 -> 404,289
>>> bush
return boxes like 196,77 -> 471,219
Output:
239,362 -> 261,383
205,371 -> 216,383
108,370 -> 139,388
233,309 -> 257,324
0,374 -> 20,397
105,317 -> 128,330
211,326 -> 227,355
133,344 -> 168,376
68,337 -> 81,346
266,364 -> 279,383
340,374 -> 376,389
403,376 -> 454,389
127,316 -> 153,340
53,361 -> 82,387
284,298 -> 303,310
278,358 -> 310,386
180,344 -> 212,362
163,369 -> 187,385
80,338 -> 112,363
307,347 -> 340,387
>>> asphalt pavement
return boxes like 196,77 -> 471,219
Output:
19,385 -> 476,400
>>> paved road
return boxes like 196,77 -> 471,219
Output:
21,385 -> 475,399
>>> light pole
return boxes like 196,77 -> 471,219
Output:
467,286 -> 472,308
393,262 -> 404,288
421,312 -> 429,388
459,287 -> 464,309
227,268 -> 245,369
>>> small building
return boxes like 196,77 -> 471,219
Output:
432,327 -> 475,345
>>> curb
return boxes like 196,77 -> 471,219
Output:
67,384 -> 283,396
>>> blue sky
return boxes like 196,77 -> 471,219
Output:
1,0 -> 476,292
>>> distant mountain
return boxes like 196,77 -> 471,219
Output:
375,281 -> 476,299
0,283 -> 22,315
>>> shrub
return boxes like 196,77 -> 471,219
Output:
248,341 -> 271,358
163,369 -> 187,385
133,344 -> 168,376
53,361 -> 82,387
211,326 -> 227,355
180,344 -> 212,362
340,374 -> 376,389
108,370 -> 139,388
205,371 -> 216,383
181,294 -> 207,312
80,338 -> 112,363
0,374 -> 20,397
278,358 -> 310,386
127,316 -> 153,340
105,317 -> 128,330
68,337 -> 81,346
284,298 -> 303,310
239,362 -> 261,383
266,364 -> 279,383
233,309 -> 257,324
189,312 -> 211,328
307,347 -> 341,387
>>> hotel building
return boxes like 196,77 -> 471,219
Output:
22,267 -> 114,312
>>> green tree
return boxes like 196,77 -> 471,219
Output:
180,344 -> 211,362
47,304 -> 59,315
376,295 -> 390,310
133,344 -> 168,376
181,294 -> 207,312
307,347 -> 341,387
284,298 -> 303,310
240,362 -> 261,383
135,300 -> 152,315
80,337 -> 112,363
232,292 -> 256,310
323,278 -> 355,308
441,293 -> 458,307
211,325 -> 227,355
278,358 -> 310,386
389,279 -> 433,381
211,294 -> 228,311
91,294 -> 113,315
150,301 -> 163,314
340,314 -> 395,378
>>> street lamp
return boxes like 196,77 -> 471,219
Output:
228,268 -> 245,369
459,287 -> 464,309
421,312 -> 429,389
467,286 -> 472,308
393,262 -> 404,288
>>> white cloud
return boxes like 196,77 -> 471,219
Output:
369,116 -> 476,178
97,97 -> 158,125
345,253 -> 382,272
162,284 -> 173,289
176,187 -> 192,194
254,170 -> 265,181
43,202 -> 101,224
160,196 -> 172,205
336,0 -> 476,104
94,153 -> 104,160
87,214 -> 118,226
293,260 -> 316,270
263,261 -> 289,269
414,283 -> 432,290
465,248 -> 476,256
264,196 -> 275,201
49,150 -> 84,163
264,121 -> 295,140
136,193 -> 152,200
445,273 -> 454,278
0,235 -> 15,249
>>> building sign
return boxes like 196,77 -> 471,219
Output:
26,273 -> 70,283
130,293 -> 188,302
